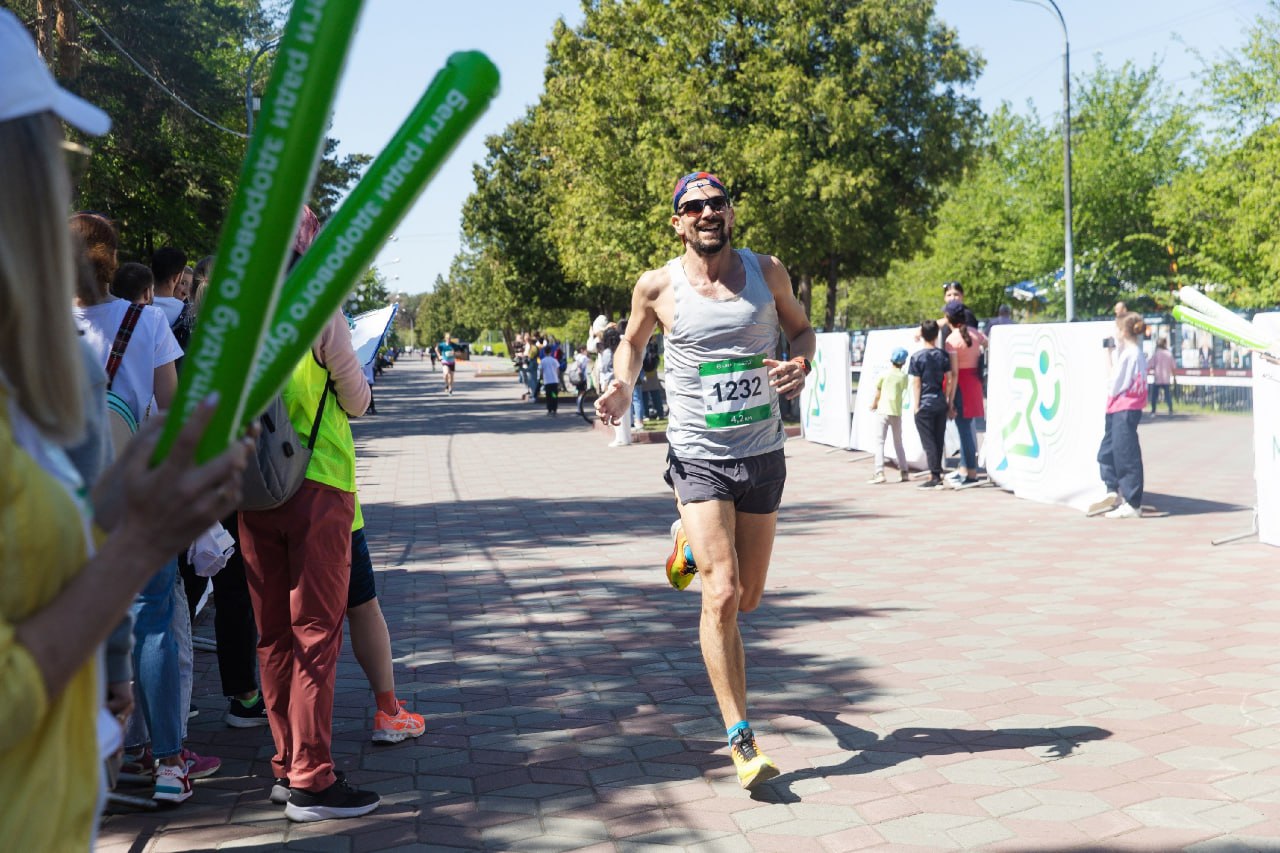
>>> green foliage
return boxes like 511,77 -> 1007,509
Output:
453,0 -> 982,326
1155,125 -> 1280,307
309,137 -> 372,220
1153,5 -> 1280,307
416,275 -> 478,347
537,0 -> 983,302
462,109 -> 580,312
883,61 -> 1194,324
346,267 -> 390,315
13,0 -> 367,262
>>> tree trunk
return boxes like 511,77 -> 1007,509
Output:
34,0 -> 55,61
824,256 -> 839,332
796,272 -> 812,323
56,0 -> 79,80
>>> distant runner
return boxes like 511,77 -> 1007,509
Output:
438,338 -> 456,395
595,171 -> 814,789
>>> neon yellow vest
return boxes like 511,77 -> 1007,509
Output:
283,353 -> 356,492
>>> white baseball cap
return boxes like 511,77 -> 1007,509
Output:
0,8 -> 110,136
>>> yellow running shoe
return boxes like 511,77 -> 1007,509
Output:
665,520 -> 697,590
730,728 -> 780,789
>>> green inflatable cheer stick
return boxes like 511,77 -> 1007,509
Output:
155,0 -> 366,464
1172,305 -> 1272,352
241,51 -> 500,421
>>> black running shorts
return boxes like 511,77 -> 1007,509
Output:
347,526 -> 377,609
663,448 -> 786,514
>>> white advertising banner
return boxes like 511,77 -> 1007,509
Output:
985,321 -> 1114,511
852,328 -> 927,468
850,328 -> 960,470
350,304 -> 398,369
800,332 -> 853,448
1250,313 -> 1280,546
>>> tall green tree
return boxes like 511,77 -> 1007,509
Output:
15,0 -> 368,261
535,0 -> 983,322
416,275 -> 477,346
882,61 -> 1194,324
1154,4 -> 1280,307
14,0 -> 269,256
309,137 -> 373,221
462,108 -> 581,314
345,267 -> 390,314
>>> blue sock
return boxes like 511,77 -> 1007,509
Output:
727,720 -> 750,745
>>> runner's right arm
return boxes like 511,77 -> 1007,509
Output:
596,269 -> 666,422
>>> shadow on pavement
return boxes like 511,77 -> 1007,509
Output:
360,494 -> 882,568
354,364 -> 586,448
1142,491 -> 1249,517
752,719 -> 1112,803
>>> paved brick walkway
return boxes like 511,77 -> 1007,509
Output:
99,357 -> 1280,852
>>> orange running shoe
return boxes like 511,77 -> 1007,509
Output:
665,519 -> 698,591
372,701 -> 425,744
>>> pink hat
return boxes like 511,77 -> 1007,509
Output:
293,206 -> 320,255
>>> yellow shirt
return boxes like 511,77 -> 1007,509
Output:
0,398 -> 100,850
284,353 -> 357,493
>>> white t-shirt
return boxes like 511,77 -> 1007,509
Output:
539,354 -> 561,385
74,298 -> 182,422
152,295 -> 185,327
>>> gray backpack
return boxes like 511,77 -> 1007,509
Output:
239,381 -> 330,512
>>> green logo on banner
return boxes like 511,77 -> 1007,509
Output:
997,335 -> 1065,473
803,348 -> 828,430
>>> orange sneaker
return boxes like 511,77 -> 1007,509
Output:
372,701 -> 425,744
665,520 -> 697,591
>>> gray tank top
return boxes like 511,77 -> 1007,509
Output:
663,248 -> 786,460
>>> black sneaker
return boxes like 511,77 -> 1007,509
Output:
285,776 -> 380,822
225,693 -> 269,728
269,777 -> 290,804
188,703 -> 198,720
916,478 -> 945,490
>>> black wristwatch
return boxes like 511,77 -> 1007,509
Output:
794,356 -> 812,375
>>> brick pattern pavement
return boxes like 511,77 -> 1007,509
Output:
98,358 -> 1280,852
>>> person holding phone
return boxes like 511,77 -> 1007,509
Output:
1091,312 -> 1148,518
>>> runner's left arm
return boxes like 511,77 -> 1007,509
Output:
760,255 -> 815,400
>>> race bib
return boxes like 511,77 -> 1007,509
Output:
699,353 -> 771,428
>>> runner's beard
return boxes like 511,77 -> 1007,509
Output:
688,220 -> 731,256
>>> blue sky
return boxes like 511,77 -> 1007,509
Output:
325,0 -> 1272,295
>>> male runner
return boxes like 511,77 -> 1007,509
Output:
438,337 -> 456,394
596,171 -> 814,789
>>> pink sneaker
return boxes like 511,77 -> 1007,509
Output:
181,747 -> 221,779
120,747 -> 154,778
372,701 -> 425,743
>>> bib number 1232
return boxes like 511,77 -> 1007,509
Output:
699,353 -> 772,428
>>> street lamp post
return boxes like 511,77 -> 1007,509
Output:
1014,0 -> 1075,321
244,38 -> 280,135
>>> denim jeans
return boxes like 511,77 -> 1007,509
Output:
175,578 -> 193,741
955,416 -> 977,472
631,383 -> 645,425
128,558 -> 183,759
1098,409 -> 1144,507
643,387 -> 665,419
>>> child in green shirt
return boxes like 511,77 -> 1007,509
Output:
868,348 -> 910,483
